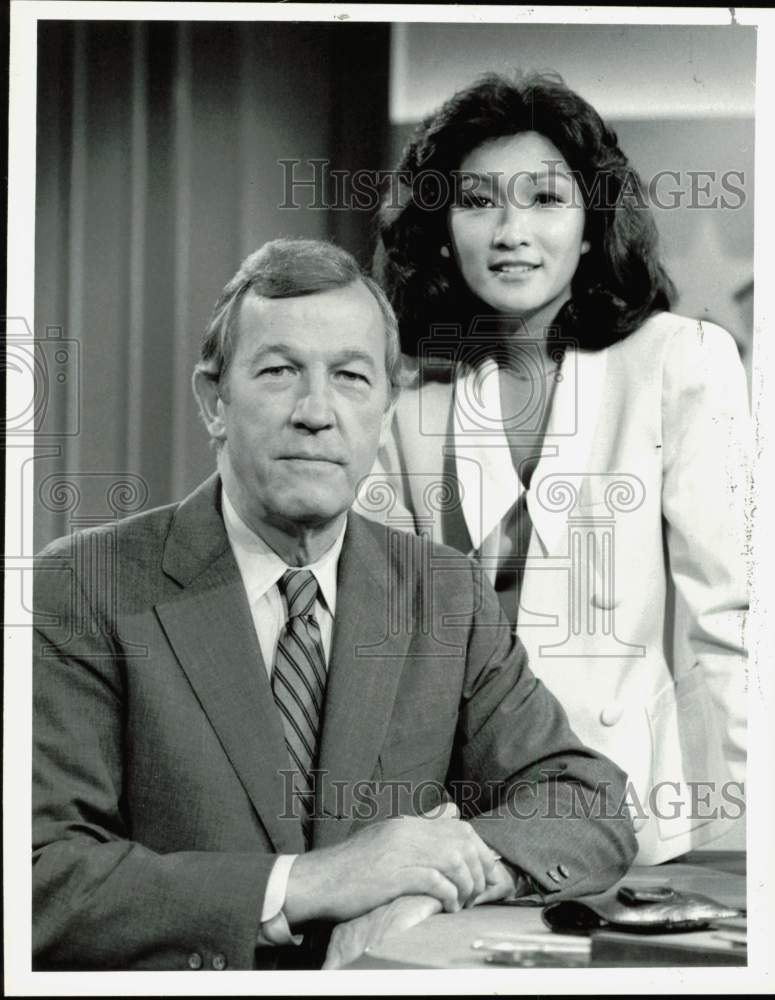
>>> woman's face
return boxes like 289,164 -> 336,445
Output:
448,131 -> 589,332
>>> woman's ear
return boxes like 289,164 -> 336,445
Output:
192,369 -> 227,443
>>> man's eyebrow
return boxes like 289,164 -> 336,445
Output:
330,349 -> 378,370
245,343 -> 377,370
246,342 -> 296,363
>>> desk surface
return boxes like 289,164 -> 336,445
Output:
348,851 -> 746,970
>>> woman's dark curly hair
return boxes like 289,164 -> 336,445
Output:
374,71 -> 675,355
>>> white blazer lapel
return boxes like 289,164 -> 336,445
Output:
527,346 -> 609,554
454,359 -> 522,553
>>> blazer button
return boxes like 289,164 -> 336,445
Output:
600,703 -> 623,727
632,816 -> 648,833
187,952 -> 203,970
590,588 -> 621,610
212,953 -> 227,970
546,869 -> 562,884
557,863 -> 570,879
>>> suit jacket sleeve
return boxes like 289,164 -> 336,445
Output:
32,558 -> 276,971
459,563 -> 637,898
660,320 -> 749,781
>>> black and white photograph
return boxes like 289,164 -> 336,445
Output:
4,2 -> 774,994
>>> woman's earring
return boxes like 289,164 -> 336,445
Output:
440,244 -> 451,259
581,239 -> 591,255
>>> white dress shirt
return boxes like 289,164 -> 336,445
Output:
221,488 -> 346,947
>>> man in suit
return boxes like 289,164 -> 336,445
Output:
33,238 -> 637,971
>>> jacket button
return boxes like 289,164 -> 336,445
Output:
600,703 -> 623,726
547,869 -> 562,883
557,863 -> 570,878
212,953 -> 227,970
633,816 -> 648,832
591,588 -> 620,610
187,952 -> 202,970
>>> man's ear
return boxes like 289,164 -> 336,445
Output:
379,392 -> 398,448
192,369 -> 227,443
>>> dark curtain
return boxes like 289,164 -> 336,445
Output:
34,20 -> 391,549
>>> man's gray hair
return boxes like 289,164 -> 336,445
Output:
196,238 -> 403,397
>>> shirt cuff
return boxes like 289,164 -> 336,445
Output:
500,860 -> 542,899
256,854 -> 303,947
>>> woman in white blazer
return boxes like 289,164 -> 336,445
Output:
359,72 -> 749,864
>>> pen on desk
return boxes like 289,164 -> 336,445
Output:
472,935 -> 590,955
711,931 -> 747,946
473,936 -> 591,967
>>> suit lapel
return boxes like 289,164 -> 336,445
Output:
155,474 -> 305,855
420,350 -> 608,558
453,357 -> 522,553
395,377 -> 474,552
527,345 -> 609,554
313,514 -> 411,848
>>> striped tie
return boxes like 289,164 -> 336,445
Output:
272,569 -> 327,847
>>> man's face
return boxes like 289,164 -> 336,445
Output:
216,281 -> 392,533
